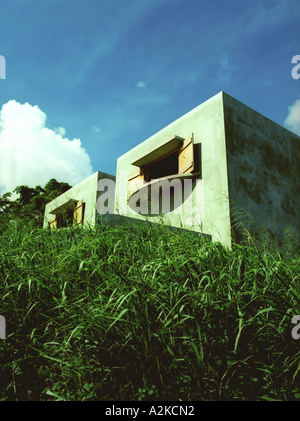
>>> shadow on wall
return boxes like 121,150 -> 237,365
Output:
96,212 -> 212,241
128,177 -> 198,216
230,200 -> 300,249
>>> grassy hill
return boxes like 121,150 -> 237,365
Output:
0,221 -> 299,401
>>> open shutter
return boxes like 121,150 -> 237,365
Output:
74,200 -> 84,225
128,168 -> 145,199
49,215 -> 57,229
178,133 -> 194,174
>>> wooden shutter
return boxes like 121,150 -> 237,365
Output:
178,133 -> 194,174
49,215 -> 57,229
74,200 -> 84,225
128,168 -> 145,199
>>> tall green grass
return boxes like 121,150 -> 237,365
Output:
0,221 -> 299,401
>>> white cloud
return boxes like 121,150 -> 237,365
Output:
0,100 -> 93,194
136,81 -> 146,88
284,96 -> 300,136
55,127 -> 66,136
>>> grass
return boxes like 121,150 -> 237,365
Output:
0,220 -> 299,401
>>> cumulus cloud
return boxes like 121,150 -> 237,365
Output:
0,100 -> 93,194
284,96 -> 300,136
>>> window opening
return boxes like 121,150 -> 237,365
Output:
145,149 -> 178,181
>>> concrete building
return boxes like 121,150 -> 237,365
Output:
115,91 -> 300,247
43,171 -> 115,229
44,92 -> 300,248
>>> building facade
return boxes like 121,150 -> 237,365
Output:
115,92 -> 300,247
44,92 -> 300,248
43,171 -> 115,229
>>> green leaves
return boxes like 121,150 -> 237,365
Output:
0,222 -> 299,401
0,179 -> 72,230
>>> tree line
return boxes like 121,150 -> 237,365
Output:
0,179 -> 71,230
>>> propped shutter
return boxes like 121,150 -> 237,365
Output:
128,168 -> 145,199
178,133 -> 194,174
74,200 -> 84,225
49,215 -> 57,229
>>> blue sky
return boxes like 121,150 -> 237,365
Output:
0,0 -> 299,192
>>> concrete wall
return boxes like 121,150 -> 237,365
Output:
43,171 -> 115,228
43,92 -> 299,247
115,91 -> 300,247
115,92 -> 232,247
223,92 -> 300,242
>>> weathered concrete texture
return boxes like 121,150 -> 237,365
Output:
115,91 -> 300,247
43,92 -> 300,248
115,92 -> 231,247
223,92 -> 300,242
43,171 -> 115,228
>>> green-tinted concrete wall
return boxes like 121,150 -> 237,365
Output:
223,92 -> 300,242
45,92 -> 299,247
43,171 -> 115,228
115,92 -> 232,247
115,91 -> 300,247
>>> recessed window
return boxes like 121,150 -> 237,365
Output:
59,209 -> 76,227
49,199 -> 85,228
145,150 -> 178,181
128,133 -> 196,200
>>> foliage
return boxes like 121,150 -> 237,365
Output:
0,179 -> 71,229
0,221 -> 299,401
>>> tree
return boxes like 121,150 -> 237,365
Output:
0,179 -> 72,229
